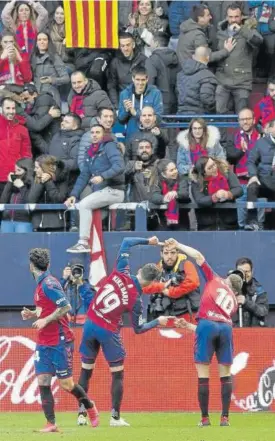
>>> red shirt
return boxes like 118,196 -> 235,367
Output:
197,262 -> 238,325
34,271 -> 74,346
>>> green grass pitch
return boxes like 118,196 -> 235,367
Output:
0,412 -> 273,441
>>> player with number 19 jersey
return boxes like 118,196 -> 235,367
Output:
80,237 -> 161,365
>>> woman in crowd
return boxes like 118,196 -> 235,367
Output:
1,0 -> 48,56
0,30 -> 32,85
177,118 -> 226,176
191,156 -> 243,231
0,158 -> 33,233
30,31 -> 69,106
127,0 -> 164,56
27,155 -> 69,231
149,159 -> 190,230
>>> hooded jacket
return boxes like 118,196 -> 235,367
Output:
176,126 -> 226,175
247,134 -> 275,178
107,48 -> 146,109
177,58 -> 217,115
118,83 -> 163,140
71,136 -> 125,198
146,47 -> 179,113
0,114 -> 32,182
176,18 -> 229,66
27,160 -> 70,230
215,17 -> 263,89
68,79 -> 112,130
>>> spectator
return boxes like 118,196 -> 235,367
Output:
0,31 -> 32,86
145,239 -> 200,322
0,157 -> 33,233
176,4 -> 235,66
68,71 -> 112,131
254,77 -> 275,130
177,46 -> 218,115
27,154 -> 69,231
30,31 -> 69,106
177,118 -> 225,176
125,138 -> 157,202
71,48 -> 112,90
168,1 -> 200,51
126,106 -> 168,160
245,119 -> 275,230
233,257 -> 269,327
47,5 -> 66,60
226,108 -> 263,229
65,124 -> 125,253
204,1 -> 249,29
249,1 -> 275,78
191,156 -> 243,230
1,0 -> 48,56
31,112 -> 83,187
215,4 -> 263,114
0,97 -> 32,197
78,107 -> 116,171
20,83 -> 61,156
127,0 -> 164,56
107,32 -> 146,109
146,32 -> 179,113
118,67 -> 163,140
149,159 -> 190,230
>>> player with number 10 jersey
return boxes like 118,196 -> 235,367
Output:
78,236 -> 169,427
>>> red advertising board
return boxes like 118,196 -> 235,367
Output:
0,328 -> 275,412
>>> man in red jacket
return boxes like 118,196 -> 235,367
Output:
0,97 -> 32,196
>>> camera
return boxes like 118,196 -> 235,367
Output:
68,262 -> 84,280
170,273 -> 185,287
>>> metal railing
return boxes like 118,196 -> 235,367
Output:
0,201 -> 274,232
160,114 -> 239,129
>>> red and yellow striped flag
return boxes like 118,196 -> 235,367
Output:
63,0 -> 119,49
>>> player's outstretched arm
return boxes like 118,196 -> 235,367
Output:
164,238 -> 205,266
116,236 -> 160,274
131,297 -> 171,334
175,317 -> 197,332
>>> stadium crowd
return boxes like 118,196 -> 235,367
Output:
2,0 -> 275,237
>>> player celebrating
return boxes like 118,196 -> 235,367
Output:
164,239 -> 243,427
77,236 -> 170,427
21,248 -> 99,432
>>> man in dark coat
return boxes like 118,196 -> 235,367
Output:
177,46 -> 217,114
107,32 -> 146,109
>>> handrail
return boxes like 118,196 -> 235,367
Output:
160,114 -> 239,129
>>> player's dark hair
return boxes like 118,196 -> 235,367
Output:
191,4 -> 209,22
140,263 -> 161,284
29,248 -> 50,271
235,257 -> 253,270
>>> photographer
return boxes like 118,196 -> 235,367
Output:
232,257 -> 269,327
60,261 -> 96,325
145,241 -> 201,322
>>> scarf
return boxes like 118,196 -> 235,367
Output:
0,58 -> 24,86
190,144 -> 208,165
161,180 -> 179,225
255,95 -> 275,127
15,20 -> 36,54
70,95 -> 85,118
88,143 -> 100,158
234,129 -> 260,182
205,170 -> 230,196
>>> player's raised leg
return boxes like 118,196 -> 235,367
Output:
77,361 -> 95,425
217,323 -> 234,427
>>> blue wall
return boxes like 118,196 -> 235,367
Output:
0,231 -> 274,306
